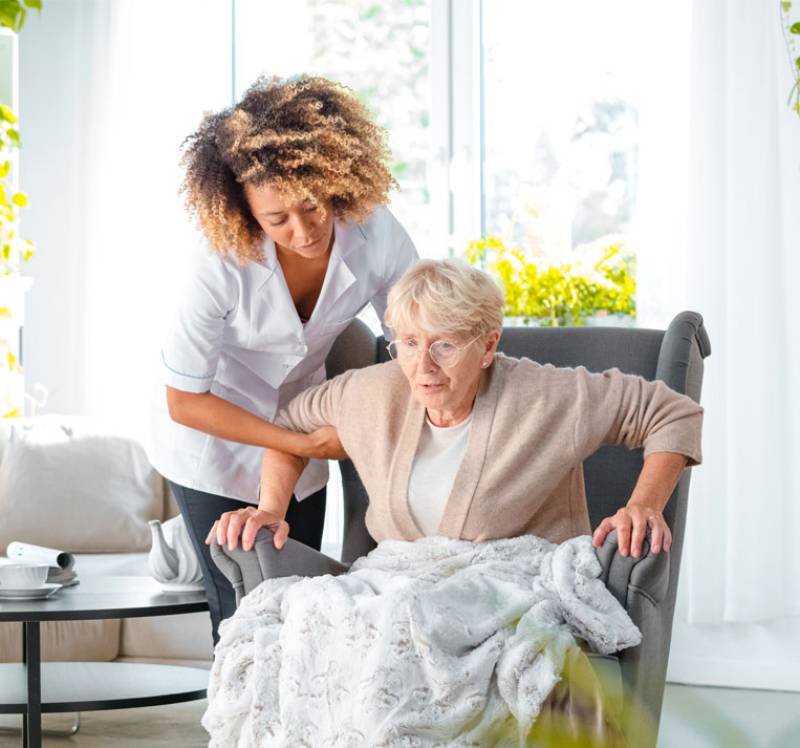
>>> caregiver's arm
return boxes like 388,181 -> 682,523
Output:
167,386 -> 343,459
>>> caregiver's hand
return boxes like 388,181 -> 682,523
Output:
290,426 -> 348,460
591,504 -> 671,558
205,507 -> 290,552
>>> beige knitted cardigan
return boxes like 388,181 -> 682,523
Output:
277,354 -> 703,544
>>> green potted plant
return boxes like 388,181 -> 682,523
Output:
464,233 -> 636,327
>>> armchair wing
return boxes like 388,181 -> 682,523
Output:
210,530 -> 348,607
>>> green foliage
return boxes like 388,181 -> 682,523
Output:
0,2 -> 38,275
782,1 -> 800,118
0,0 -> 41,33
465,234 -> 636,327
0,115 -> 35,274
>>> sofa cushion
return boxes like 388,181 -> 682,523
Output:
74,553 -> 213,662
0,416 -> 163,553
0,619 -> 121,663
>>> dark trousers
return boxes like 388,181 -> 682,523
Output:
168,481 -> 326,646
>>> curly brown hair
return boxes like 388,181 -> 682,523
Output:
180,75 -> 396,264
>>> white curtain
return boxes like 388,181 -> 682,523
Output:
23,0 -> 233,435
640,0 -> 800,625
79,0 -> 233,439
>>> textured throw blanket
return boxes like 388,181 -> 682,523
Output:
203,535 -> 641,747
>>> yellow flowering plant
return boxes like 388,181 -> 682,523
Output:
464,234 -> 636,327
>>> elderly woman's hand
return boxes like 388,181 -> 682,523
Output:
205,507 -> 290,552
591,504 -> 672,558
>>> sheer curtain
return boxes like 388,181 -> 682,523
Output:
683,0 -> 800,625
639,0 -> 800,632
80,0 -> 232,439
22,0 -> 232,438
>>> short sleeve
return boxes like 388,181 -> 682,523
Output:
160,248 -> 239,393
368,212 -> 419,338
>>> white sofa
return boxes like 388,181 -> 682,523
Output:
0,416 -> 212,667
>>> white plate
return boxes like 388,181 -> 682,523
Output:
0,582 -> 62,600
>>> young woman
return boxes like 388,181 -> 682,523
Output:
147,75 -> 418,643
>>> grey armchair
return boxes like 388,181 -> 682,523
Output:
211,311 -> 710,747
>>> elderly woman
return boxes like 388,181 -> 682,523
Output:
210,259 -> 702,559
205,258 -> 702,746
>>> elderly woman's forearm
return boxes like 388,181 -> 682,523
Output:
627,451 -> 689,512
258,449 -> 306,518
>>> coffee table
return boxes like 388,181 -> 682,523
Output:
0,576 -> 210,748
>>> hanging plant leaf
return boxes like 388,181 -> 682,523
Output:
11,192 -> 27,208
791,21 -> 800,33
0,105 -> 17,124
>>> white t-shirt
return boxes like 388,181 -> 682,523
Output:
147,207 -> 417,503
407,413 -> 473,535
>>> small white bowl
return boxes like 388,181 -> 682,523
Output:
0,564 -> 49,589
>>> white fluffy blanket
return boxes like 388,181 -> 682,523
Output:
203,535 -> 640,747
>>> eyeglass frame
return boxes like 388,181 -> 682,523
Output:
385,334 -> 481,368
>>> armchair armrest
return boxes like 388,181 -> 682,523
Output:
594,529 -> 670,609
594,529 -> 672,747
210,529 -> 349,607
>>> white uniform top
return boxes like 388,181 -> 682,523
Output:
147,207 -> 417,504
407,413 -> 473,535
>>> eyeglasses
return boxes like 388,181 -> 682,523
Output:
386,336 -> 480,368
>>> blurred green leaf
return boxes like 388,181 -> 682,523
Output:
6,128 -> 20,147
11,192 -> 27,208
360,3 -> 381,20
791,21 -> 800,33
0,1 -> 24,32
782,2 -> 792,12
0,105 -> 17,124
23,0 -> 42,10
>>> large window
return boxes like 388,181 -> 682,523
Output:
235,1 -> 644,274
235,0 -> 433,252
482,0 -> 641,255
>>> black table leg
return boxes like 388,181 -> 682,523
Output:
23,622 -> 41,748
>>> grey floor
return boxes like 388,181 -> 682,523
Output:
1,684 -> 799,747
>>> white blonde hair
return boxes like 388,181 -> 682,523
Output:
384,259 -> 504,340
